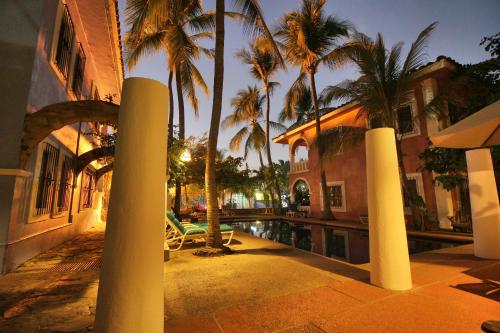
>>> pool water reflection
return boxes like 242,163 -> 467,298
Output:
230,220 -> 466,264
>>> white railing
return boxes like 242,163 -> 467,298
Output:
291,160 -> 309,173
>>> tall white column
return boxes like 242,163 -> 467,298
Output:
466,148 -> 500,259
366,128 -> 412,290
94,78 -> 168,333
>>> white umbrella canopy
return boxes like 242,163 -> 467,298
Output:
430,99 -> 500,148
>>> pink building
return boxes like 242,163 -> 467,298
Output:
274,57 -> 464,229
0,0 -> 123,273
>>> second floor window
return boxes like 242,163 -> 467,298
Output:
35,143 -> 60,216
397,105 -> 415,135
54,6 -> 74,78
72,44 -> 86,99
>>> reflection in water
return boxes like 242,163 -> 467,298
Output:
231,220 -> 466,264
232,220 -> 293,246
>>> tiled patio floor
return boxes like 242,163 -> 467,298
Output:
0,224 -> 498,332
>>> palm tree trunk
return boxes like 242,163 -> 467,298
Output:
309,70 -> 334,220
264,85 -> 282,213
258,150 -> 265,169
174,65 -> 185,217
175,64 -> 185,140
258,149 -> 273,209
168,70 -> 174,139
205,0 -> 224,248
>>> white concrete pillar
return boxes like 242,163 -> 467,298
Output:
94,78 -> 168,333
466,148 -> 500,259
366,128 -> 412,290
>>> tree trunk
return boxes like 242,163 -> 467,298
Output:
205,0 -> 224,248
168,70 -> 174,139
264,84 -> 282,214
258,149 -> 272,209
174,65 -> 185,217
174,179 -> 182,216
395,136 -> 424,230
175,64 -> 185,141
309,70 -> 334,220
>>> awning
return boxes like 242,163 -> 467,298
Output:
430,99 -> 500,148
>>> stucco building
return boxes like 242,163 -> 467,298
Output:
0,0 -> 123,273
274,57 -> 464,231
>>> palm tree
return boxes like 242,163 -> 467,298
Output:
275,0 -> 352,219
223,85 -> 286,169
204,0 -> 282,248
321,22 -> 438,229
125,0 -> 214,216
235,41 -> 282,211
126,0 -> 281,248
279,87 -> 315,127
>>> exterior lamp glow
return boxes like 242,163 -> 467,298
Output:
180,149 -> 192,162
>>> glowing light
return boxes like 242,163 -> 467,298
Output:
180,149 -> 192,162
255,191 -> 264,201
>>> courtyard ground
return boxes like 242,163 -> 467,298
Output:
0,223 -> 498,332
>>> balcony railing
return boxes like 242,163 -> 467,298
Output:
291,160 -> 309,173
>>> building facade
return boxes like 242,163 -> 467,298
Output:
274,57 -> 462,231
0,0 -> 123,273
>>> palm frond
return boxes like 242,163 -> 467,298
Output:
229,126 -> 249,152
281,72 -> 308,121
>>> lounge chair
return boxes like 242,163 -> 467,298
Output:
166,211 -> 207,251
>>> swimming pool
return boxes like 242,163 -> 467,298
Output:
230,220 -> 469,264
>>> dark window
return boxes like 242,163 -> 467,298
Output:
397,105 -> 414,135
54,6 -> 74,78
55,156 -> 74,213
81,169 -> 96,209
35,143 -> 60,216
328,185 -> 343,208
403,178 -> 418,207
72,44 -> 86,99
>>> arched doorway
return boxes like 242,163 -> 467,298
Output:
292,179 -> 310,207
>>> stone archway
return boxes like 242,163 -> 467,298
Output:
20,100 -> 119,168
76,146 -> 115,174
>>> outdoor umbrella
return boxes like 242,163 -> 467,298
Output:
430,99 -> 500,148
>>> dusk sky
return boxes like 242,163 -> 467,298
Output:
117,0 -> 500,168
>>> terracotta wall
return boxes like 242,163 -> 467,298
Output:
288,68 -> 454,223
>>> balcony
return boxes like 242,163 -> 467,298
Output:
291,160 -> 309,173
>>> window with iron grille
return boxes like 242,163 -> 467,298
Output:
35,143 -> 60,216
55,156 -> 74,213
397,105 -> 415,135
72,44 -> 86,99
328,185 -> 343,209
54,6 -> 74,78
81,168 -> 96,209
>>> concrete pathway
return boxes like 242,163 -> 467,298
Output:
0,224 -> 498,332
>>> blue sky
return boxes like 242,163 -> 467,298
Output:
117,0 -> 500,168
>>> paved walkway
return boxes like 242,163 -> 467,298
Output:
0,224 -> 498,332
